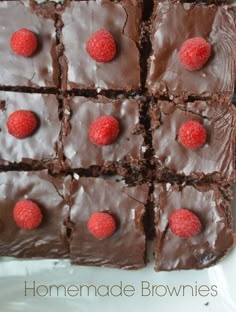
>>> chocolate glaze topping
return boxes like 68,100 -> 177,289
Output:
61,0 -> 142,91
0,171 -> 69,258
154,183 -> 234,271
0,1 -> 59,88
69,177 -> 149,269
150,98 -> 236,182
63,96 -> 145,169
146,1 -> 236,97
0,92 -> 61,165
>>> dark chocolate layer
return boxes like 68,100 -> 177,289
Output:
0,91 -> 61,165
154,183 -> 234,271
146,1 -> 236,97
150,98 -> 236,182
63,96 -> 145,169
0,171 -> 69,258
61,0 -> 141,91
0,1 -> 59,88
69,177 -> 149,269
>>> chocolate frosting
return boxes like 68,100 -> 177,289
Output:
154,183 -> 234,271
0,1 -> 59,88
0,91 -> 61,164
146,1 -> 236,97
151,98 -> 236,181
63,96 -> 145,169
69,177 -> 149,269
61,0 -> 141,91
0,171 -> 69,258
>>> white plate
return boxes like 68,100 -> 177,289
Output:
0,186 -> 235,312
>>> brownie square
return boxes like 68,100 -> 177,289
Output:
146,1 -> 236,97
153,183 -> 234,271
0,91 -> 61,165
60,0 -> 142,91
0,171 -> 69,258
150,98 -> 236,182
63,96 -> 145,169
0,1 -> 59,88
69,177 -> 149,269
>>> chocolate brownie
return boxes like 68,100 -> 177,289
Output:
62,96 -> 146,169
146,1 -> 236,97
150,97 -> 236,182
0,91 -> 61,165
69,177 -> 149,269
0,1 -> 59,89
153,183 -> 234,271
60,0 -> 142,91
0,170 -> 69,258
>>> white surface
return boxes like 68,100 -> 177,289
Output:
0,249 -> 236,312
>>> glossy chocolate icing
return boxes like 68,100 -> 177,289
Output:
61,0 -> 141,91
0,91 -> 61,165
153,183 -> 234,270
0,171 -> 69,258
150,98 -> 236,182
0,1 -> 59,88
146,1 -> 236,97
69,177 -> 149,269
63,96 -> 145,169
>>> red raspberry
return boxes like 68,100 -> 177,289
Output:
7,110 -> 38,139
86,29 -> 116,63
179,37 -> 211,71
13,200 -> 43,230
88,212 -> 116,239
89,115 -> 119,146
169,208 -> 202,238
10,28 -> 38,57
178,120 -> 207,150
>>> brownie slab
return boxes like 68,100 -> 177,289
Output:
69,177 -> 149,269
0,91 -> 61,165
0,1 -> 59,88
150,98 -> 236,182
0,171 -> 69,258
146,1 -> 236,97
60,0 -> 141,91
63,96 -> 145,169
154,183 -> 234,271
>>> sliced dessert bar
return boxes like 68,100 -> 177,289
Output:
153,183 -> 235,270
150,97 -> 236,183
62,96 -> 146,170
69,177 -> 149,269
0,170 -> 69,258
60,0 -> 142,91
146,1 -> 236,97
0,91 -> 61,166
0,1 -> 59,89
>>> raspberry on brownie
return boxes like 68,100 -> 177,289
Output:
146,1 -> 236,97
0,91 -> 61,166
69,177 -> 149,269
60,0 -> 142,91
153,183 -> 234,271
62,96 -> 146,170
0,1 -> 59,88
149,97 -> 236,183
0,171 -> 70,258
